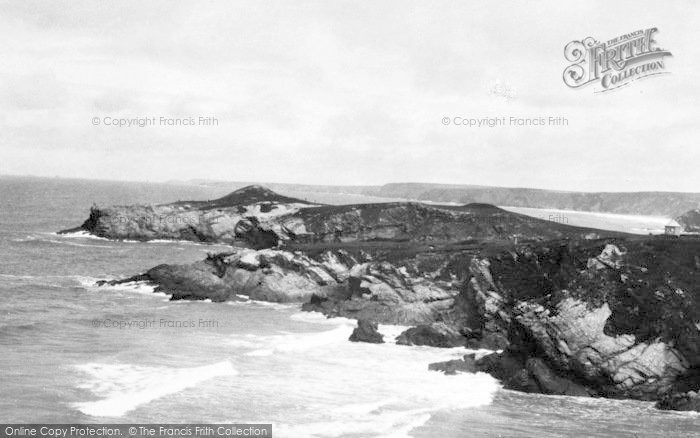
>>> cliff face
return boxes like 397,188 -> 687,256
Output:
446,238 -> 700,406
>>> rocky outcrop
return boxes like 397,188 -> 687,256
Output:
513,298 -> 688,399
396,322 -> 465,348
449,238 -> 700,407
349,319 -> 384,344
302,260 -> 460,325
102,248 -> 359,303
429,353 -> 478,375
677,209 -> 700,233
473,352 -> 593,397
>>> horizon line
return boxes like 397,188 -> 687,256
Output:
1,172 -> 699,195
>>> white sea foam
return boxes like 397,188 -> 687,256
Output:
48,239 -> 116,248
13,232 -> 115,247
232,315 -> 499,438
72,361 -> 236,417
80,278 -> 169,298
243,325 -> 354,356
289,311 -> 355,326
52,231 -> 111,241
377,323 -> 411,343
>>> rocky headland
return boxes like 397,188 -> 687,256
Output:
75,186 -> 699,413
60,185 -> 607,245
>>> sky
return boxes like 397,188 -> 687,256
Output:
0,0 -> 698,192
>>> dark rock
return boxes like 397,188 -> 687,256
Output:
525,358 -> 592,397
475,352 -> 592,397
429,353 -> 477,375
503,368 -> 541,393
396,322 -> 465,348
234,217 -> 280,249
474,351 -> 525,381
349,319 -> 384,344
656,392 -> 700,412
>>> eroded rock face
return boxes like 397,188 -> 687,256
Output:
514,298 -> 687,399
104,248 -> 358,303
447,258 -> 511,350
302,260 -> 460,325
455,239 -> 700,406
429,353 -> 478,375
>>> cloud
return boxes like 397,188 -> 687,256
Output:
0,0 -> 698,191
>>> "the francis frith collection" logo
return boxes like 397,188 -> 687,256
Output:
563,28 -> 672,92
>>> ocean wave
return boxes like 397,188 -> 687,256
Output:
52,231 -> 230,247
229,316 -> 499,437
47,239 -> 116,248
80,278 -> 170,299
277,371 -> 497,438
0,274 -> 111,289
275,409 -> 433,438
242,325 -> 354,356
13,232 -> 116,248
71,360 -> 236,417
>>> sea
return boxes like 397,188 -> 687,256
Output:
0,176 -> 697,437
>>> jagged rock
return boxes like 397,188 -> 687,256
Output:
396,322 -> 465,347
524,358 -> 591,396
101,248 -> 354,303
465,238 -> 700,405
349,319 -> 384,344
303,262 -> 460,325
586,244 -> 625,270
473,353 -> 592,396
429,353 -> 477,374
446,258 -> 511,350
514,298 -> 688,399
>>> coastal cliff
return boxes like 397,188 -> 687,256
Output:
59,185 -> 609,245
88,186 -> 699,412
58,185 -> 316,245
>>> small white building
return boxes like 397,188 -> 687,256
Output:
665,219 -> 682,236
